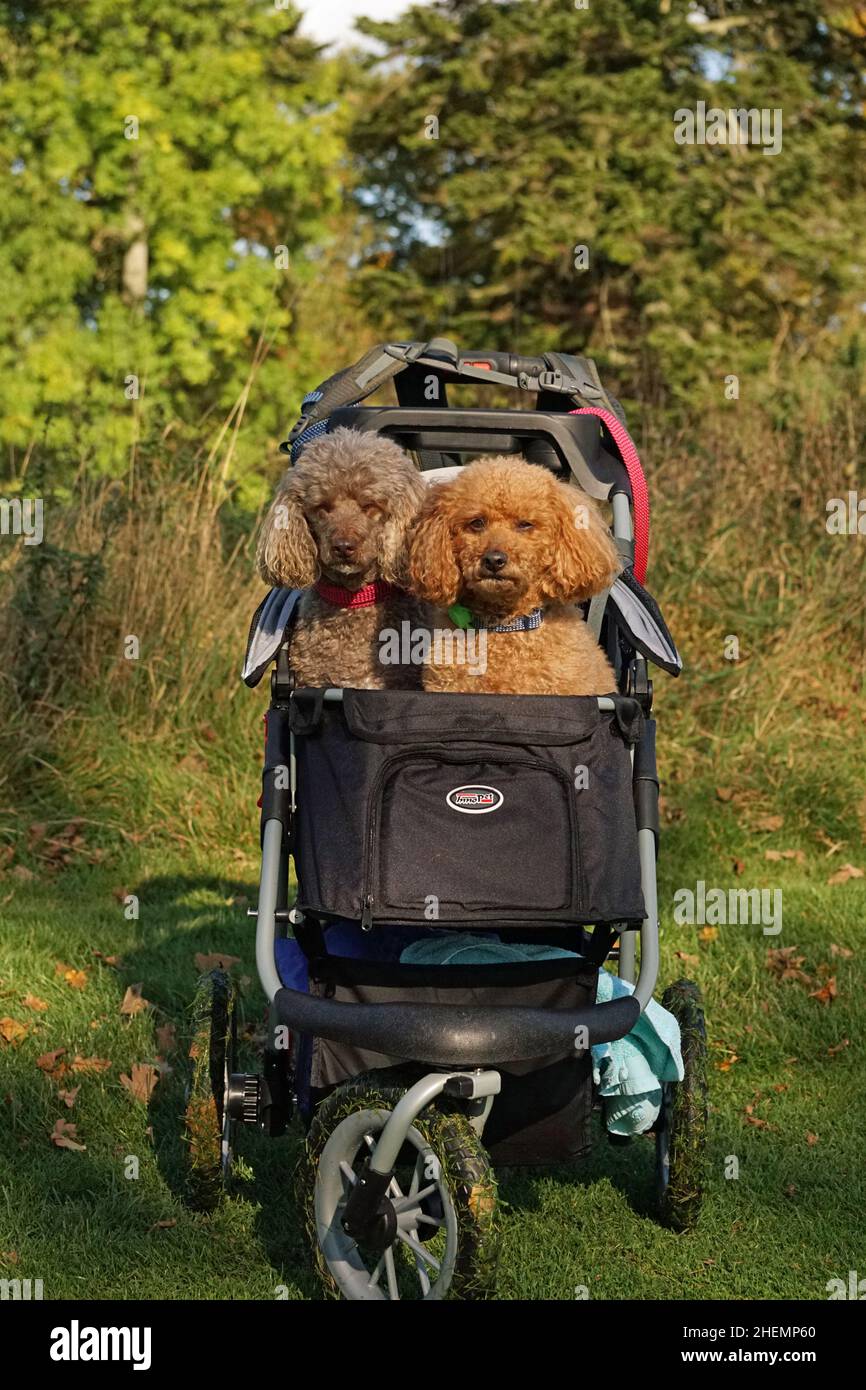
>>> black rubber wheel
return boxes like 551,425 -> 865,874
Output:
183,969 -> 238,1211
657,979 -> 708,1232
297,1069 -> 500,1300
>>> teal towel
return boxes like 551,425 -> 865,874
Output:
399,935 -> 683,1138
592,969 -> 683,1136
400,931 -> 576,967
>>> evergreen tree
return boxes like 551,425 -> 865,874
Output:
348,0 -> 866,411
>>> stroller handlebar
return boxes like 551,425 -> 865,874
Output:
272,986 -> 640,1067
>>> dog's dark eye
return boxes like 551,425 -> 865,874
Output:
466,517 -> 486,532
515,520 -> 534,531
362,502 -> 383,517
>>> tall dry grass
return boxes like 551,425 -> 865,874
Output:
1,400 -> 864,866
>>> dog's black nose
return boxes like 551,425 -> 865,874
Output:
481,549 -> 508,573
334,538 -> 357,559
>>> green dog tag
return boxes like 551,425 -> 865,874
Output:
447,603 -> 473,630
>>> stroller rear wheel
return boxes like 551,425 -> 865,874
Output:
656,979 -> 708,1232
298,1070 -> 499,1300
184,969 -> 238,1211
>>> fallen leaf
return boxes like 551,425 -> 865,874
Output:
194,953 -> 241,972
92,950 -> 122,968
830,944 -> 853,959
744,1113 -> 773,1129
827,863 -> 864,886
806,1131 -> 819,1146
674,950 -> 699,966
11,864 -> 35,882
21,994 -> 48,1011
784,1056 -> 798,1066
0,1017 -> 28,1045
765,946 -> 813,986
784,1185 -> 797,1198
111,886 -> 129,903
765,849 -> 805,864
827,1039 -> 849,1056
71,1055 -> 111,1074
772,1083 -> 788,1093
120,1063 -> 159,1103
156,1023 -> 177,1054
0,1251 -> 19,1264
36,1047 -> 66,1072
149,1219 -> 177,1231
57,1086 -> 80,1109
732,858 -> 746,875
120,983 -> 149,1016
50,1118 -> 86,1151
55,963 -> 88,989
698,926 -> 718,944
809,977 -> 837,1005
715,786 -> 736,802
717,1055 -> 739,1072
755,814 -> 784,832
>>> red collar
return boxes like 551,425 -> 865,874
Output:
314,578 -> 399,609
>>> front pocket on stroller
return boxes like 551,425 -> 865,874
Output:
367,751 -> 579,922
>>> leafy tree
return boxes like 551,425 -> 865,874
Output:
0,0 -> 346,486
348,0 -> 866,413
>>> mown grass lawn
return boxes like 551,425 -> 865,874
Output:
2,769 -> 863,1302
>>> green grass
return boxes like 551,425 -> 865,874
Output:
2,766 -> 864,1301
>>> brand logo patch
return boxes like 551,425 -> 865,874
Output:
446,785 -> 504,815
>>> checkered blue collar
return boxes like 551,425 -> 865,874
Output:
448,604 -> 544,633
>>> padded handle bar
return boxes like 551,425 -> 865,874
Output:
273,986 -> 640,1067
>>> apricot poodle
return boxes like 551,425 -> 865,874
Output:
407,456 -> 620,695
256,427 -> 427,689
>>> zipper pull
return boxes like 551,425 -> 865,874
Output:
361,895 -> 374,932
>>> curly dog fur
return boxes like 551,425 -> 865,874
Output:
408,456 -> 619,695
256,427 -> 427,689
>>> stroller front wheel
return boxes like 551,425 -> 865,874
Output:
299,1071 -> 499,1300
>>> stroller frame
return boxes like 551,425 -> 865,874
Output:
196,340 -> 706,1297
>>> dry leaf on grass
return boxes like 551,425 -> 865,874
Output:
717,1054 -> 739,1073
57,1086 -> 80,1109
827,863 -> 864,886
765,946 -> 813,987
732,859 -> 746,876
809,977 -> 837,1005
765,849 -> 805,864
0,1017 -> 28,1045
50,1119 -> 86,1151
674,950 -> 699,965
827,1039 -> 849,1056
194,952 -> 241,972
92,950 -> 122,968
11,865 -> 35,882
71,1055 -> 111,1075
149,1219 -> 177,1232
55,963 -> 88,989
698,927 -> 719,944
21,994 -> 48,1011
36,1047 -> 66,1073
0,1251 -> 19,1264
806,1131 -> 819,1146
120,1063 -> 160,1103
120,983 -> 149,1016
830,944 -> 853,959
715,787 -> 736,802
754,814 -> 784,832
156,1023 -> 177,1054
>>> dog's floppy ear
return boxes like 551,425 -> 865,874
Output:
541,482 -> 619,604
256,472 -> 319,589
377,470 -> 428,586
407,486 -> 461,606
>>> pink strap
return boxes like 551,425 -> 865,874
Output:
569,407 -> 649,584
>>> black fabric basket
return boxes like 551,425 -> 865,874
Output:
290,689 -> 645,930
306,953 -> 599,1166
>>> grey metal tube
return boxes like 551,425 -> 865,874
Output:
368,1071 -> 500,1174
256,817 -> 284,1003
632,826 -> 659,1010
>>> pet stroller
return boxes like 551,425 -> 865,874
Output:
184,339 -> 708,1299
